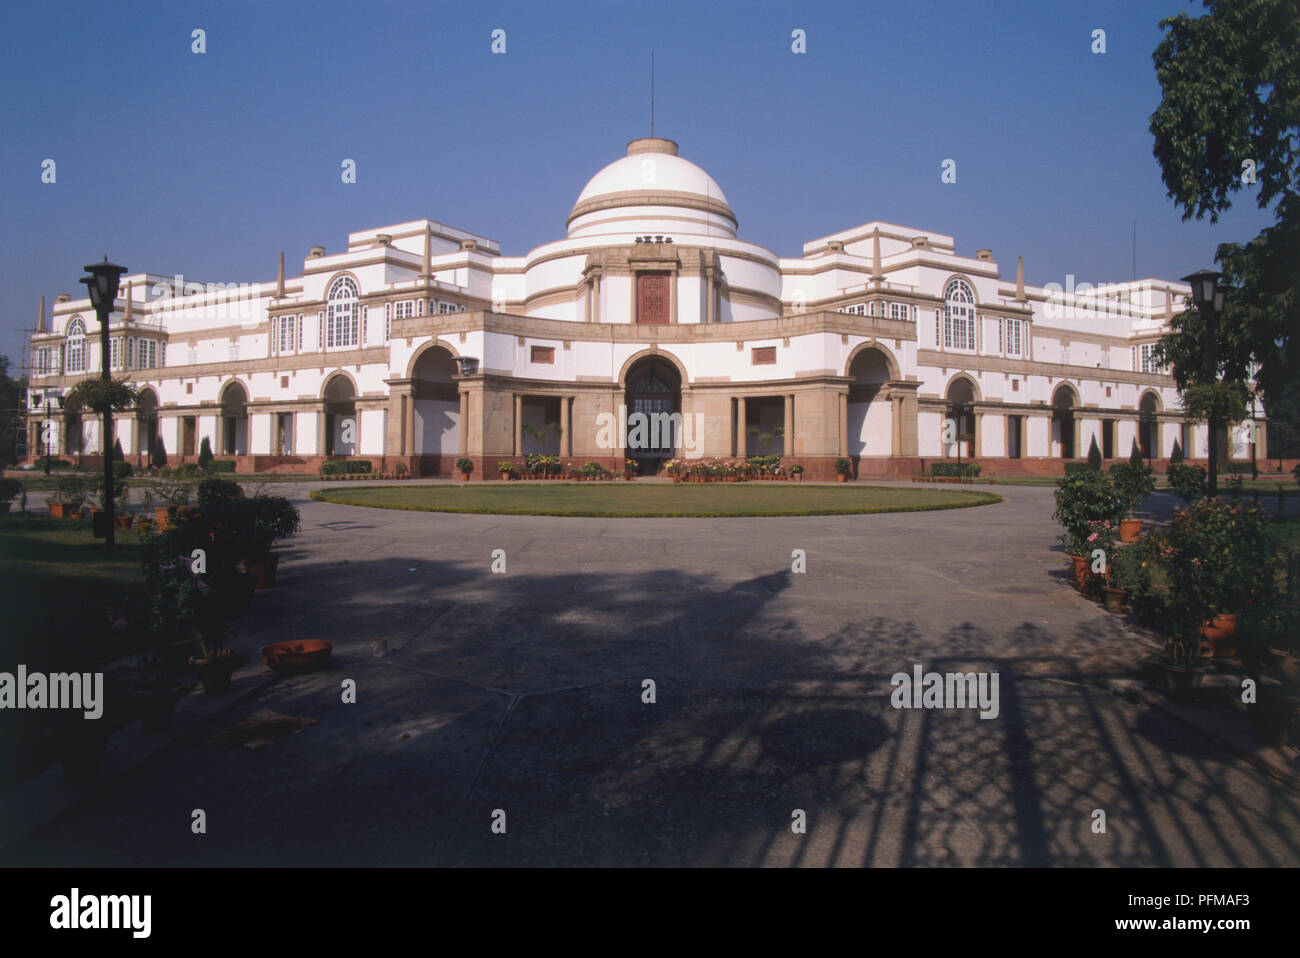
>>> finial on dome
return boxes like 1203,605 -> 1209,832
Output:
627,137 -> 678,156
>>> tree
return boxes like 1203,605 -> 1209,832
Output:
198,436 -> 214,471
151,434 -> 167,469
1087,435 -> 1103,470
1149,0 -> 1300,407
1171,437 -> 1185,463
1129,439 -> 1144,468
0,356 -> 25,468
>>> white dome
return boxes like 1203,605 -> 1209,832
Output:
567,138 -> 737,239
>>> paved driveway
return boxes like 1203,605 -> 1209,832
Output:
5,482 -> 1298,866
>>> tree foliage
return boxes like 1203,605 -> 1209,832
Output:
1149,0 -> 1300,404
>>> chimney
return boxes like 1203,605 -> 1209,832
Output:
977,249 -> 993,261
277,252 -> 285,298
911,236 -> 929,249
37,295 -> 47,332
1016,256 -> 1026,302
56,293 -> 70,303
871,229 -> 883,282
375,233 -> 392,247
309,245 -> 325,258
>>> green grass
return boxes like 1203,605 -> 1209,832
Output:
312,482 -> 1002,518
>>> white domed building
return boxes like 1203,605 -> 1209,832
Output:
25,137 -> 1256,478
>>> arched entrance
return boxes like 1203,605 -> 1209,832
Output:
63,412 -> 83,455
848,347 -> 894,456
1138,391 -> 1160,459
624,357 -> 681,466
945,377 -> 978,459
412,346 -> 460,458
219,381 -> 249,455
1052,384 -> 1077,458
135,388 -> 159,460
323,375 -> 357,456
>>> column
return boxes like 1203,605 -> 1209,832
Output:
784,393 -> 794,457
839,392 -> 849,457
317,407 -> 328,458
459,391 -> 469,457
513,393 -> 523,456
560,395 -> 571,456
736,396 -> 747,457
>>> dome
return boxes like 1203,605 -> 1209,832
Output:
567,138 -> 737,239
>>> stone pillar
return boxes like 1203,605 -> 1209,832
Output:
514,393 -> 523,456
459,391 -> 469,457
839,392 -> 849,457
736,395 -> 747,457
784,393 -> 794,457
318,406 -> 328,458
560,395 -> 571,456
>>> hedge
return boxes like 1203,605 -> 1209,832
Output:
1063,461 -> 1096,476
930,461 -> 981,478
320,459 -> 373,476
206,460 -> 237,474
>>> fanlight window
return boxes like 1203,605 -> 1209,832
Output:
326,278 -> 360,348
943,279 -> 976,351
65,318 -> 86,372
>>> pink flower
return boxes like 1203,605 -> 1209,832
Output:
1087,533 -> 1099,542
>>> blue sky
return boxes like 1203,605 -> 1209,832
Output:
0,0 -> 1275,366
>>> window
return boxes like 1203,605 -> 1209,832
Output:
636,272 -> 670,324
840,303 -> 867,316
438,301 -> 459,314
35,347 -> 50,375
137,339 -> 157,369
278,314 -> 296,353
326,277 -> 360,348
281,375 -> 290,388
1133,343 -> 1159,374
1004,319 -> 1023,357
530,346 -> 555,364
943,279 -> 976,350
395,300 -> 415,319
227,341 -> 239,362
160,342 -> 166,367
888,302 -> 910,321
65,318 -> 86,372
752,346 -> 776,365
1011,379 -> 1020,392
110,337 -> 121,370
384,310 -> 390,343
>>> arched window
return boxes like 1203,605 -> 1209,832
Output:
65,317 -> 86,372
943,279 -> 976,351
326,277 -> 360,348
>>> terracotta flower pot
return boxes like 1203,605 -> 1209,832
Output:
190,654 -> 237,695
836,474 -> 847,483
1162,662 -> 1207,705
114,514 -> 134,529
1119,518 -> 1143,543
247,552 -> 281,589
1102,586 -> 1128,614
1200,614 -> 1238,657
48,502 -> 74,518
260,639 -> 333,675
1070,555 -> 1091,592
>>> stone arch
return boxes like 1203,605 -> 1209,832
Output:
846,345 -> 899,457
943,372 -> 982,403
410,344 -> 460,457
623,354 -> 683,462
322,372 -> 358,456
944,376 -> 980,459
842,341 -> 900,381
617,347 -> 689,387
403,337 -> 461,379
1138,390 -> 1161,458
1051,382 -> 1079,459
135,387 -> 159,458
217,379 -> 250,455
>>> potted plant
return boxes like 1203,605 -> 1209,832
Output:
789,463 -> 804,481
1161,633 -> 1208,705
834,458 -> 852,482
1164,498 -> 1278,658
189,632 -> 238,695
0,477 -> 22,514
456,457 -> 473,481
1109,443 -> 1156,542
624,458 -> 639,480
1052,470 -> 1126,589
498,461 -> 515,480
48,472 -> 91,518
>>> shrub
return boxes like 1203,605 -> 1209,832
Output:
789,463 -> 805,475
1053,470 -> 1126,555
0,477 -> 23,503
150,435 -> 167,469
34,456 -> 71,471
930,461 -> 981,478
1108,459 -> 1155,513
86,470 -> 130,510
1128,439 -> 1144,468
1223,460 -> 1252,476
111,438 -> 125,462
1167,462 -> 1207,502
197,476 -> 245,508
1063,461 -> 1096,476
1170,438 -> 1184,464
50,472 -> 93,508
834,457 -> 852,475
582,460 -> 604,477
320,459 -> 372,476
174,463 -> 202,478
1086,435 -> 1102,470
1164,498 -> 1280,644
456,458 -> 473,475
198,437 -> 214,471
111,460 -> 132,480
206,459 -> 237,474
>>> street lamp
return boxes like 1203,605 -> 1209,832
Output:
80,258 -> 127,549
1181,269 -> 1226,497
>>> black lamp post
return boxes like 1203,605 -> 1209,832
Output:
1181,269 -> 1226,497
80,258 -> 127,549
